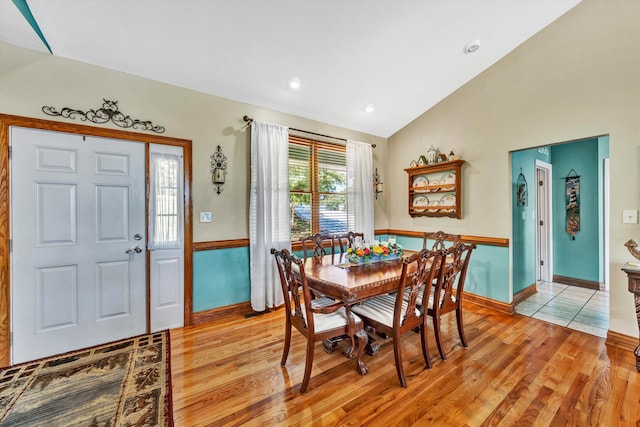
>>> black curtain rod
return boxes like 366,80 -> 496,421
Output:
243,115 -> 376,148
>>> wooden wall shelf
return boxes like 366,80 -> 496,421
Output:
404,159 -> 465,219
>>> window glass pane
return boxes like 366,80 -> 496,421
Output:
151,154 -> 181,248
291,193 -> 311,240
289,144 -> 310,192
288,138 -> 346,240
318,148 -> 346,193
319,194 -> 347,235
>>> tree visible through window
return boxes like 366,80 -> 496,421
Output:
289,136 -> 347,241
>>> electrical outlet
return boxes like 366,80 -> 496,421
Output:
200,212 -> 212,223
623,210 -> 638,224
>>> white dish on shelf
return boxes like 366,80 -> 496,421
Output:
440,194 -> 455,206
440,194 -> 456,212
441,172 -> 456,185
412,176 -> 428,188
427,200 -> 440,210
413,195 -> 429,211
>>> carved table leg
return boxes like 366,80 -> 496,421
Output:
355,329 -> 369,375
323,335 -> 347,354
366,333 -> 381,356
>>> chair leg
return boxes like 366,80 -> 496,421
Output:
300,339 -> 315,394
433,313 -> 447,361
281,320 -> 291,366
419,323 -> 432,369
456,307 -> 468,348
392,330 -> 407,388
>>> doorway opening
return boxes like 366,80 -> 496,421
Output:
511,135 -> 609,338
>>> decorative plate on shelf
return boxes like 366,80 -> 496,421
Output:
412,176 -> 428,188
427,199 -> 440,210
413,195 -> 429,211
440,194 -> 456,212
441,172 -> 456,185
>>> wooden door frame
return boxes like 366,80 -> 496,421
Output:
0,114 -> 194,367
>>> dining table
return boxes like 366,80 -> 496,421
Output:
301,251 -> 418,364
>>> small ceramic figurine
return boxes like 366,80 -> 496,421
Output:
448,150 -> 460,161
410,159 -> 417,167
417,155 -> 427,166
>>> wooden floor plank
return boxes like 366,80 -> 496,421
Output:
170,302 -> 640,426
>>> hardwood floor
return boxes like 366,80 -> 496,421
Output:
170,302 -> 640,426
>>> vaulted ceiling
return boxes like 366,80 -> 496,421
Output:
0,0 -> 581,137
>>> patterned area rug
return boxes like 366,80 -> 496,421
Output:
0,331 -> 172,426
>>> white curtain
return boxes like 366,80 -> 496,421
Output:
149,152 -> 183,250
249,120 -> 290,311
346,140 -> 374,242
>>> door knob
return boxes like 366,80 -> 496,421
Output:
126,246 -> 143,254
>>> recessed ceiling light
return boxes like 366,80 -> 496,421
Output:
288,76 -> 301,90
364,104 -> 375,113
464,39 -> 481,54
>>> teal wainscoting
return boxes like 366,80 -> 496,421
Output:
193,247 -> 250,312
193,234 -> 510,312
378,234 -> 510,303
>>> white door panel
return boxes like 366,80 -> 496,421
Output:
11,127 -> 146,364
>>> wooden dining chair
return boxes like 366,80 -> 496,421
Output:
351,249 -> 446,388
422,231 -> 461,251
271,248 -> 367,393
300,233 -> 336,262
427,241 -> 476,361
333,231 -> 365,254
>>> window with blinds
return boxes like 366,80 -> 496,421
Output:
289,136 -> 347,241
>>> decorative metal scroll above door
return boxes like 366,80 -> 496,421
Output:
42,99 -> 165,133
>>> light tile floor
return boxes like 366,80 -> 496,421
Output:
514,281 -> 609,338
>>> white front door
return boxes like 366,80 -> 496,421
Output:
10,127 -> 146,364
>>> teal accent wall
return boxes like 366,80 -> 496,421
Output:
191,234 -> 511,312
193,247 -> 250,312
511,148 -> 549,294
551,138 -> 601,282
387,235 -> 510,302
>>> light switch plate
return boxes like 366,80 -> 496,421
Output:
623,210 -> 638,224
200,212 -> 212,223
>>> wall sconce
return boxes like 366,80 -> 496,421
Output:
210,145 -> 227,195
373,168 -> 383,199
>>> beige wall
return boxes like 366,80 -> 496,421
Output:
388,0 -> 640,338
2,0 -> 638,339
0,42 -> 388,243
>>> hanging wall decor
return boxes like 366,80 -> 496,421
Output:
564,169 -> 580,240
42,99 -> 166,133
210,145 -> 227,195
516,168 -> 528,207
